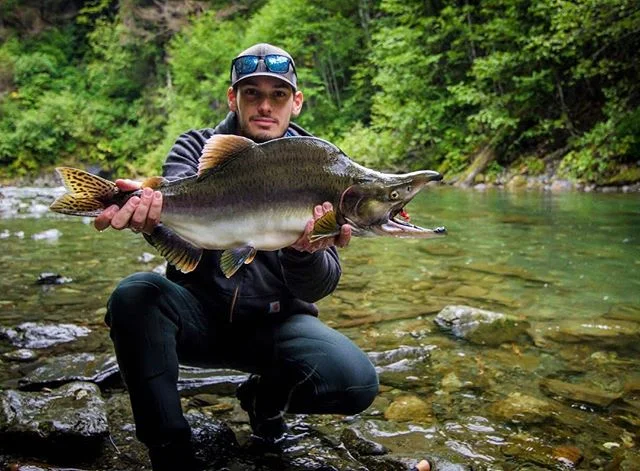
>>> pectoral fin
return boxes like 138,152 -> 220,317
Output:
309,210 -> 340,243
220,246 -> 257,278
143,224 -> 203,273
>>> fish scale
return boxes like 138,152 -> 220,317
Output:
50,134 -> 446,277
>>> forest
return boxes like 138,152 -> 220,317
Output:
0,0 -> 638,185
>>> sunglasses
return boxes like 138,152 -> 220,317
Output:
231,54 -> 295,77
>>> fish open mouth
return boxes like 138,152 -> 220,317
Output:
377,205 -> 447,238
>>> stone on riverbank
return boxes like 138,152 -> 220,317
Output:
18,353 -> 119,390
0,322 -> 90,349
0,382 -> 108,458
434,305 -> 530,346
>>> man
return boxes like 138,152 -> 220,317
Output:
97,43 -> 379,470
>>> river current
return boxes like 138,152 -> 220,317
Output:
1,185 -> 639,469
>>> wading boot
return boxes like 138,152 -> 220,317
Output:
236,374 -> 289,444
148,438 -> 206,471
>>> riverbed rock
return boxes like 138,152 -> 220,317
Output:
502,433 -> 583,468
31,229 -> 62,241
18,353 -> 119,390
384,395 -> 432,423
186,410 -> 239,467
531,317 -> 640,352
434,305 -> 530,346
368,345 -> 434,373
0,382 -> 108,458
36,272 -> 73,285
341,427 -> 388,456
0,322 -> 91,349
177,366 -> 247,395
490,392 -> 554,424
604,303 -> 640,322
2,349 -> 38,362
539,377 -> 623,408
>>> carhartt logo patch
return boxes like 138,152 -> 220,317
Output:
268,301 -> 281,313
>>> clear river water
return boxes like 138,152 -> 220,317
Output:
0,185 -> 639,470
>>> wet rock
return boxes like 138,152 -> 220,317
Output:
36,273 -> 73,285
152,262 -> 167,276
605,303 -> 640,322
31,229 -> 62,241
18,353 -> 119,390
540,377 -> 623,408
137,252 -> 156,263
368,345 -> 434,371
551,444 -> 583,468
612,448 -> 640,470
186,410 -> 239,467
341,427 -> 388,456
490,392 -> 554,424
441,372 -> 464,392
532,317 -> 640,352
362,455 -> 468,471
3,465 -> 91,471
0,322 -> 91,349
177,366 -> 247,395
0,382 -> 108,457
434,305 -> 530,346
450,285 -> 489,299
384,395 -> 432,423
2,349 -> 38,362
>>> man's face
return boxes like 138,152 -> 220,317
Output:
228,76 -> 304,142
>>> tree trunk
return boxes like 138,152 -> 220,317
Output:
455,145 -> 496,187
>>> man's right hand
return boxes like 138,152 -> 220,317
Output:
94,179 -> 163,234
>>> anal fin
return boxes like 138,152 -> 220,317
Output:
143,224 -> 203,273
220,246 -> 257,278
309,210 -> 340,243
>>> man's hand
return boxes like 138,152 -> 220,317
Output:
289,202 -> 351,253
94,179 -> 162,234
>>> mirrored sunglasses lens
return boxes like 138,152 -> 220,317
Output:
235,56 -> 259,75
265,55 -> 290,73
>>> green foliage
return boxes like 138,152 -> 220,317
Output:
0,0 -> 638,183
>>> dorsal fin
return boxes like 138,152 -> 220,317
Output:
198,135 -> 256,177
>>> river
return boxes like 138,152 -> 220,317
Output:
1,185 -> 639,469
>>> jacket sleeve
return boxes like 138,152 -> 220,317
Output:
278,247 -> 342,303
162,129 -> 215,179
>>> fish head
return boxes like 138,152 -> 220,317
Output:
339,170 -> 447,238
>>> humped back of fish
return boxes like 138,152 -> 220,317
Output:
159,135 -> 363,251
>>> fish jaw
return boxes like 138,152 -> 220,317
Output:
373,218 -> 447,238
344,169 -> 446,238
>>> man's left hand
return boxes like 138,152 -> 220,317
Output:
289,202 -> 351,253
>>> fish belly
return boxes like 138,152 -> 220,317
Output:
162,208 -> 311,250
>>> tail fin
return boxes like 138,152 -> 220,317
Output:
50,167 -> 119,217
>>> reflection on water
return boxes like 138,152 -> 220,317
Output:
1,185 -> 639,469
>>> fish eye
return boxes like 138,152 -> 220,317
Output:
390,190 -> 399,199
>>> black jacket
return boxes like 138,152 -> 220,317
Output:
162,112 -> 342,322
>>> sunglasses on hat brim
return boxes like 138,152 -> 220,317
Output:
231,54 -> 296,78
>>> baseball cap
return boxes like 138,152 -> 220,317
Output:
230,43 -> 297,90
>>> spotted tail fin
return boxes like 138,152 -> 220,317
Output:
50,167 -> 119,217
